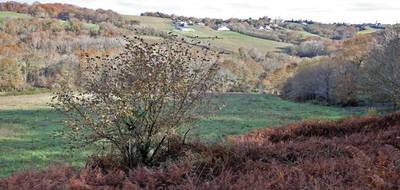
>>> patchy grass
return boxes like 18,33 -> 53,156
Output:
0,11 -> 30,27
0,109 -> 92,178
0,93 -> 52,110
124,16 -> 291,53
125,15 -> 174,31
0,11 -> 30,20
177,25 -> 292,53
0,88 -> 52,97
4,113 -> 399,189
0,93 -> 361,177
189,94 -> 360,141
357,27 -> 378,35
283,28 -> 323,40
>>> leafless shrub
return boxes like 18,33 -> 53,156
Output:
52,36 -> 221,167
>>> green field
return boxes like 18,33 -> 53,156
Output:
0,11 -> 30,27
0,93 -> 362,177
357,27 -> 378,35
0,11 -> 30,20
125,15 -> 175,31
126,15 -> 292,53
190,94 -> 359,140
177,25 -> 292,53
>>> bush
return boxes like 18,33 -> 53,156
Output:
366,107 -> 378,116
0,57 -> 24,91
52,36 -> 220,168
283,61 -> 335,102
292,40 -> 327,57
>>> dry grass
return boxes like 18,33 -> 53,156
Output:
0,93 -> 51,110
2,112 -> 400,189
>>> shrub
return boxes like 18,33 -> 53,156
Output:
52,36 -> 220,168
0,57 -> 24,91
366,107 -> 378,116
283,60 -> 335,102
294,40 -> 327,57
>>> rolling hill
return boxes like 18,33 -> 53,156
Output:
126,15 -> 293,53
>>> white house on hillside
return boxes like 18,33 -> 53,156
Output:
258,25 -> 272,31
175,21 -> 194,32
217,26 -> 230,31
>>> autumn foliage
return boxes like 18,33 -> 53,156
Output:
2,112 -> 400,189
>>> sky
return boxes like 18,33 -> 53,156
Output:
16,0 -> 400,24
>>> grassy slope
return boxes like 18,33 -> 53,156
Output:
125,15 -> 174,31
357,27 -> 378,35
0,94 -> 92,177
0,109 -> 92,178
127,15 -> 292,53
0,11 -> 30,27
178,25 -> 292,53
0,93 -> 361,177
0,11 -> 99,32
0,11 -> 30,20
191,94 -> 358,141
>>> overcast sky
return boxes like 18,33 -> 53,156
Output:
16,0 -> 400,24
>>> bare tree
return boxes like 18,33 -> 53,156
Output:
295,40 -> 327,57
364,28 -> 400,107
53,36 -> 220,167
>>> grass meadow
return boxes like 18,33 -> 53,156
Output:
0,93 -> 361,178
0,11 -> 30,20
126,15 -> 292,53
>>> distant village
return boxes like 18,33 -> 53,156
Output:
172,17 -> 284,32
141,12 -> 386,40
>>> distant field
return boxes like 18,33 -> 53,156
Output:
283,28 -> 322,40
357,27 -> 378,35
126,15 -> 292,53
0,93 -> 51,110
0,93 -> 362,177
177,25 -> 292,53
0,11 -> 30,20
190,94 -> 360,140
125,15 -> 174,31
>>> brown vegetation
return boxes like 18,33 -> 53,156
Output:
2,112 -> 400,189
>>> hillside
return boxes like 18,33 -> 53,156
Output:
1,2 -> 400,189
2,112 -> 399,189
0,2 -> 384,100
0,93 -> 360,177
126,15 -> 293,53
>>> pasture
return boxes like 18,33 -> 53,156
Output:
0,93 -> 361,177
126,15 -> 292,53
176,25 -> 292,53
0,11 -> 30,20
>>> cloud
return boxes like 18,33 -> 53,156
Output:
348,2 -> 400,11
14,0 -> 400,24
